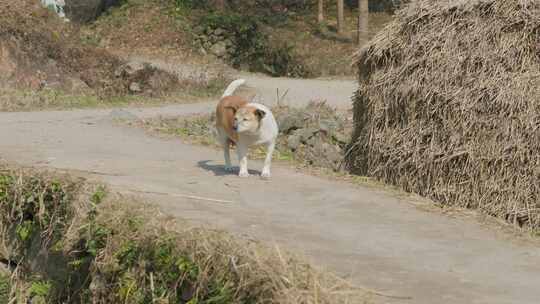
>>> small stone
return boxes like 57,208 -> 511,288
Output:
29,296 -> 47,304
287,134 -> 301,150
117,61 -> 145,77
333,132 -> 350,145
214,28 -> 225,36
210,41 -> 228,58
193,25 -> 205,34
66,77 -> 91,94
319,119 -> 338,135
278,115 -> 304,133
306,134 -> 320,147
113,67 -> 124,77
129,82 -> 142,93
323,143 -> 342,163
298,127 -> 319,143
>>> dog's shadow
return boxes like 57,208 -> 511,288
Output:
197,160 -> 261,176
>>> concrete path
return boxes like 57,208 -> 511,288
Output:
1,76 -> 539,304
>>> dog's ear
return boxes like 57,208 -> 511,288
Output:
255,109 -> 266,120
225,106 -> 238,114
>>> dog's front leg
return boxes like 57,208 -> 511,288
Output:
261,141 -> 275,179
237,144 -> 250,177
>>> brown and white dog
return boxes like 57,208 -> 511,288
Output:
215,79 -> 278,178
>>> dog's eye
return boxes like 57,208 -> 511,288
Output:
243,118 -> 248,121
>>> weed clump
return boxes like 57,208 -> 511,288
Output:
0,166 -> 368,303
0,167 -> 80,262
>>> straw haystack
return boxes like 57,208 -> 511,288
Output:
347,0 -> 540,228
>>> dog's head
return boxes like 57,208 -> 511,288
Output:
230,106 -> 266,134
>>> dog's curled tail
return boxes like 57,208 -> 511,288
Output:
222,79 -> 246,98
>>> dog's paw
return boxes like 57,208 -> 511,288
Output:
260,171 -> 271,179
238,171 -> 251,178
224,166 -> 235,172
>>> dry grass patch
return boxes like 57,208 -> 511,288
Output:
0,165 -> 371,303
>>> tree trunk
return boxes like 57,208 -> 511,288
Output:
337,0 -> 344,35
357,0 -> 369,45
318,0 -> 325,23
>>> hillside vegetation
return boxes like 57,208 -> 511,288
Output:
83,0 -> 392,78
0,166 -> 369,303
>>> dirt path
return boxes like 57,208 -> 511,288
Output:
123,55 -> 357,109
1,76 -> 540,304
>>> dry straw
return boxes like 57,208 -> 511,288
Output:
347,0 -> 540,229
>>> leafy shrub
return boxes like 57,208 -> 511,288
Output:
173,0 -> 210,10
228,0 -> 312,11
199,13 -> 264,65
0,170 -> 77,260
262,42 -> 311,77
199,12 -> 311,77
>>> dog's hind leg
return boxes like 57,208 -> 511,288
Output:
261,141 -> 275,179
223,140 -> 234,172
217,130 -> 234,172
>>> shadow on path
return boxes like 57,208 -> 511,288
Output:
197,160 -> 261,176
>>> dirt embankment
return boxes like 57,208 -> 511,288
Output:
0,0 -> 181,99
0,165 -> 369,303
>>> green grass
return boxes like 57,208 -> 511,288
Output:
29,281 -> 52,298
0,87 -> 218,112
0,273 -> 10,304
0,88 -> 140,111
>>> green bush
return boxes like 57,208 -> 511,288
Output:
262,42 -> 311,77
199,13 -> 264,66
0,170 -> 76,260
199,12 -> 311,77
173,0 -> 210,10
